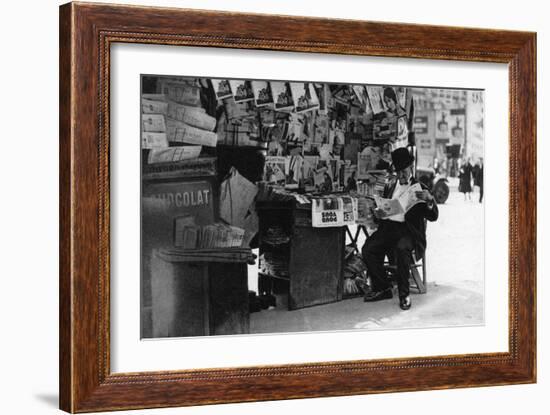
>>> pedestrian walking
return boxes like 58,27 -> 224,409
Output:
473,158 -> 484,203
458,158 -> 473,201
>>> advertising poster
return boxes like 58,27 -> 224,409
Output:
466,91 -> 485,160
435,109 -> 451,140
449,108 -> 466,146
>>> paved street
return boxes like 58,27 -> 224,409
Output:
250,182 -> 485,334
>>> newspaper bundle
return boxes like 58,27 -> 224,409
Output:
147,146 -> 202,164
142,113 -> 166,133
142,132 -> 168,149
159,82 -> 201,106
141,98 -> 168,115
166,118 -> 218,147
174,221 -> 245,250
167,101 -> 195,120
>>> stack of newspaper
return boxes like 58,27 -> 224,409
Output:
174,222 -> 245,250
141,79 -> 219,164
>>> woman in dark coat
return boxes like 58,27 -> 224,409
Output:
458,158 -> 473,201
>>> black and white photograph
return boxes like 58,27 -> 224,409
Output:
140,74 -> 485,339
3,0 -> 543,413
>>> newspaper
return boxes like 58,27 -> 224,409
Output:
159,82 -> 201,106
182,110 -> 216,132
374,182 -> 425,218
166,118 -> 218,147
167,101 -> 205,121
174,222 -> 245,249
141,98 -> 168,115
170,106 -> 217,132
142,132 -> 168,149
147,146 -> 202,164
142,113 -> 166,133
142,93 -> 167,102
311,196 -> 357,228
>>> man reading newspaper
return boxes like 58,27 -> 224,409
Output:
362,148 -> 439,310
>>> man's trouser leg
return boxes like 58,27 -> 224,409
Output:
362,225 -> 392,292
394,228 -> 415,298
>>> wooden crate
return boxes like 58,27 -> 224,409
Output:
149,250 -> 250,338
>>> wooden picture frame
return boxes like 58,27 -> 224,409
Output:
59,2 -> 536,412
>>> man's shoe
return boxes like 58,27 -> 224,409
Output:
364,288 -> 393,302
399,295 -> 411,310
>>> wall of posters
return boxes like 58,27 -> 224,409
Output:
466,90 -> 485,161
413,111 -> 436,169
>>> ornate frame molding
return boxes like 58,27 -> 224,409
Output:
60,2 -> 536,412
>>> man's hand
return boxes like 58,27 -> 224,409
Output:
372,207 -> 385,219
415,190 -> 434,203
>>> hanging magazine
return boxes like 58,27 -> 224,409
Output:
210,79 -> 233,100
356,196 -> 377,228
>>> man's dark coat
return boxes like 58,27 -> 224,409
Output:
381,176 -> 439,258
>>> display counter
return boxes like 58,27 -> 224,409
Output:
256,200 -> 345,310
